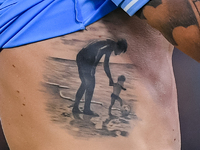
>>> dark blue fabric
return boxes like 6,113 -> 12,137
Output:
0,0 -> 149,49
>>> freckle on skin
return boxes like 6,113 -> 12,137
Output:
23,103 -> 25,106
174,138 -> 176,141
12,65 -> 15,68
21,114 -> 23,117
17,90 -> 20,93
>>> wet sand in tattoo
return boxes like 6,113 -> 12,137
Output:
42,57 -> 139,138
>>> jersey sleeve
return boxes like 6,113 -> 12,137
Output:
111,0 -> 150,16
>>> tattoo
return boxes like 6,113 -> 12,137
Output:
190,0 -> 200,25
42,39 -> 138,138
147,0 -> 162,8
138,0 -> 199,46
135,0 -> 163,18
193,0 -> 200,15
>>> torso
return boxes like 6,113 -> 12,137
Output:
113,83 -> 123,95
0,9 -> 180,150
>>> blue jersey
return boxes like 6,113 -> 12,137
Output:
0,0 -> 149,49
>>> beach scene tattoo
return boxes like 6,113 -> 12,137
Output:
42,39 -> 138,138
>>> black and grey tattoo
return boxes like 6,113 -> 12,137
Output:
42,39 -> 138,138
192,0 -> 200,15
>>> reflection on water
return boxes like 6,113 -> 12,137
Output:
43,57 -> 138,138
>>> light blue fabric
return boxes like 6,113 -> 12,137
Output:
112,0 -> 150,16
0,0 -> 149,49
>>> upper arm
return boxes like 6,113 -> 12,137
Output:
137,0 -> 200,62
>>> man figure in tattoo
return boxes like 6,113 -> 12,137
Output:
109,75 -> 126,116
72,39 -> 127,116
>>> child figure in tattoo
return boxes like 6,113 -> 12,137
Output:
72,39 -> 127,116
109,75 -> 126,116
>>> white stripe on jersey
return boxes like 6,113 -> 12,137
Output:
124,0 -> 138,12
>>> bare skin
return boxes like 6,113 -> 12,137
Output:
0,0 -> 199,149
